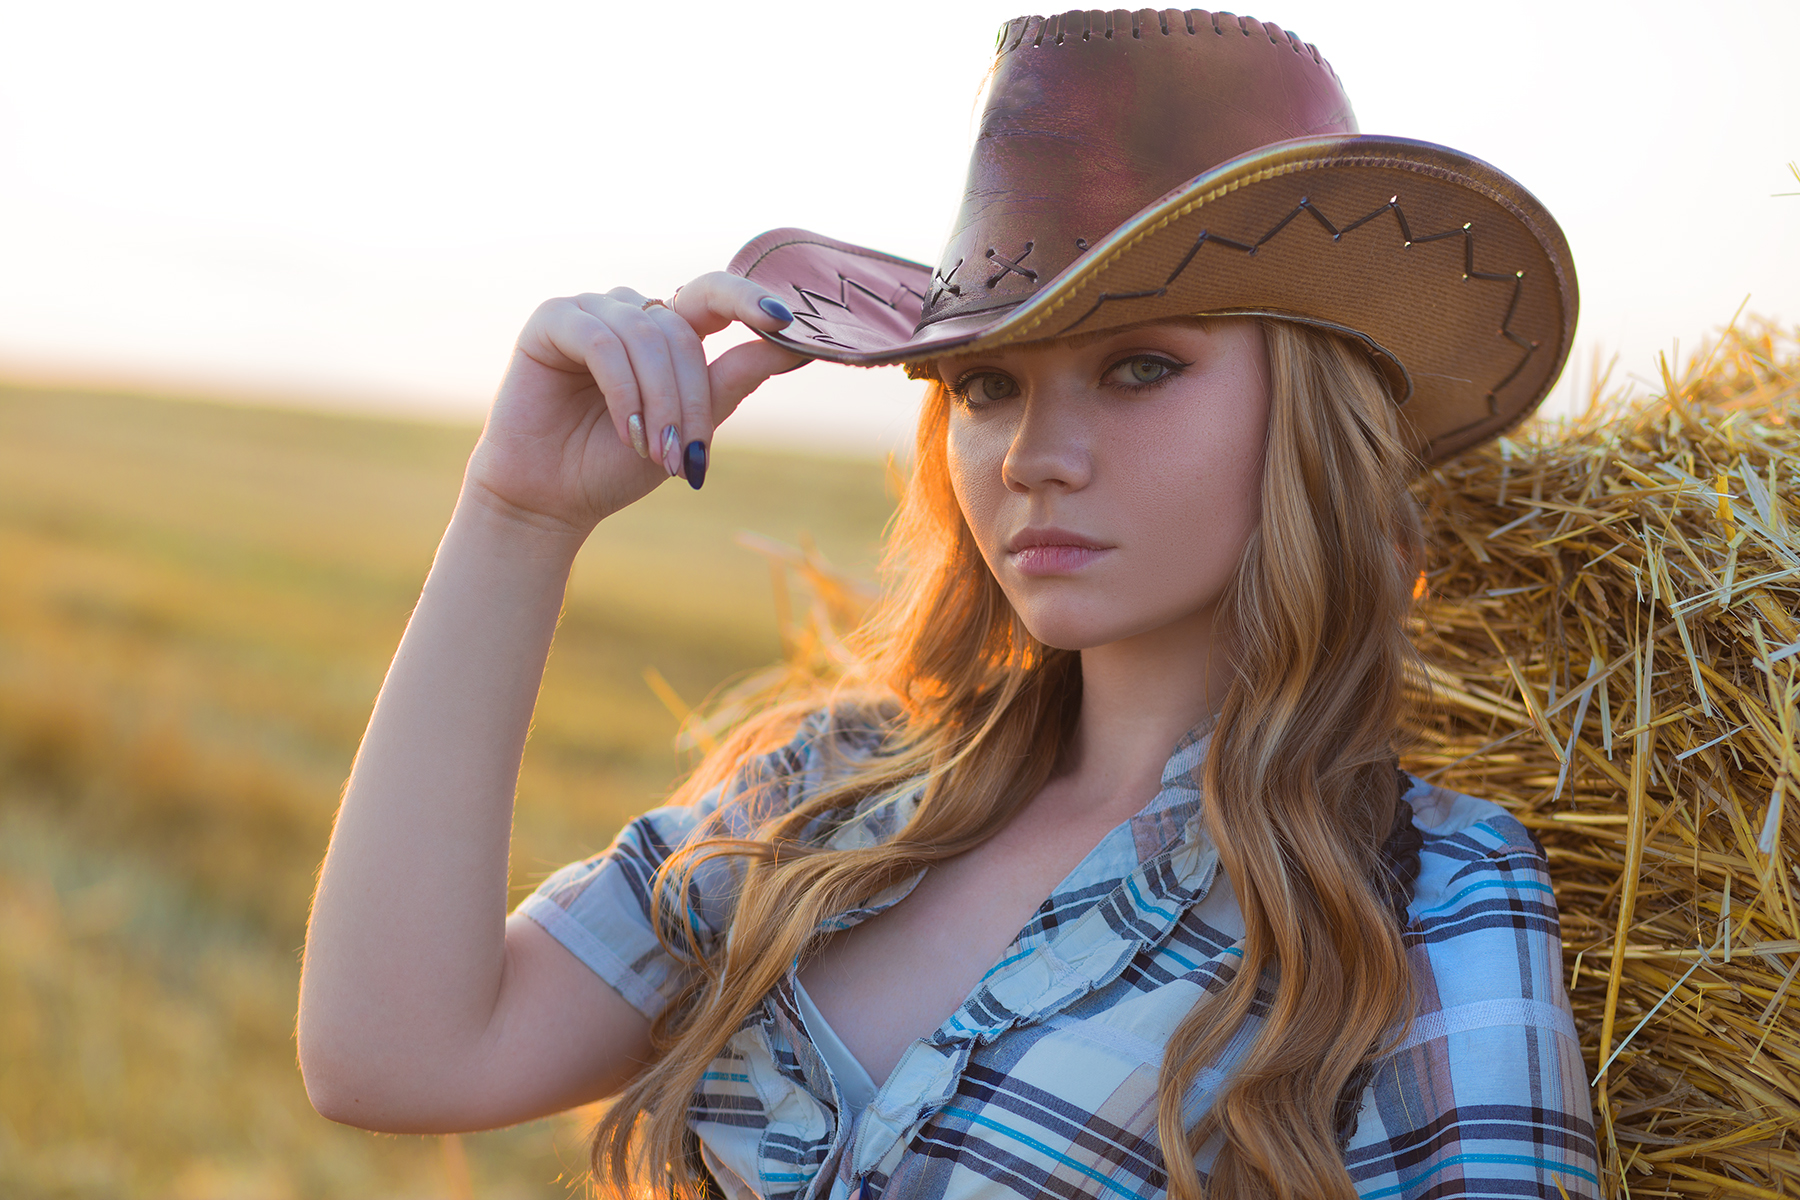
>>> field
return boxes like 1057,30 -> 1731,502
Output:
8,339 -> 1798,1199
0,383 -> 898,1199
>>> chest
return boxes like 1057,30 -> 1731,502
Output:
695,838 -> 1242,1200
797,795 -> 1133,1084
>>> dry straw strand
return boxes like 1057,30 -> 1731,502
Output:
1407,317 -> 1800,1196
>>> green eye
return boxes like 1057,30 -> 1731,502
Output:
1101,355 -> 1186,389
1124,357 -> 1171,384
954,372 -> 1018,404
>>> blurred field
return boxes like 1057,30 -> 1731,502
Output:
0,383 -> 898,1199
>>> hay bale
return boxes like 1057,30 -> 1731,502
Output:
1407,321 -> 1800,1197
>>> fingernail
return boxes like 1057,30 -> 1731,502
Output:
759,296 -> 794,324
660,425 -> 680,477
627,413 -> 648,459
684,440 -> 708,490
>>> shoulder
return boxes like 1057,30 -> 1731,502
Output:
1395,774 -> 1576,1066
535,703 -> 898,895
749,702 -> 897,792
1340,778 -> 1599,1198
516,703 -> 902,1014
1401,775 -> 1558,933
701,702 -> 901,837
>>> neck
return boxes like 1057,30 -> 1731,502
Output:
1062,607 -> 1230,813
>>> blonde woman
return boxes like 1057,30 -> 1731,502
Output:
298,12 -> 1597,1199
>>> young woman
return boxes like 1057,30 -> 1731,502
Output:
298,13 -> 1597,1200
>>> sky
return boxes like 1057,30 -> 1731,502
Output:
2,0 -> 1796,456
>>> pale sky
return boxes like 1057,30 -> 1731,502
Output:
2,0 -> 1796,455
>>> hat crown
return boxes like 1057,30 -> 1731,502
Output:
921,10 -> 1357,329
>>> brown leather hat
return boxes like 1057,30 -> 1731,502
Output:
728,9 -> 1578,464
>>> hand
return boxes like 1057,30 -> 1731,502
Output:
462,272 -> 805,539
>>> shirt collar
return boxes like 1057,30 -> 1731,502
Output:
814,717 -> 1220,932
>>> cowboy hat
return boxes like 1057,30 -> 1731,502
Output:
728,9 -> 1577,464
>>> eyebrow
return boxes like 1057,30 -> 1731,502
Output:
927,315 -> 1211,374
1046,315 -> 1211,350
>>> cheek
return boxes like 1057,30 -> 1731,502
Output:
1113,389 -> 1267,586
945,418 -> 1010,556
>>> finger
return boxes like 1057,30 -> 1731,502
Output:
671,271 -> 799,340
707,338 -> 810,425
527,298 -> 642,441
579,292 -> 683,469
628,327 -> 686,481
533,291 -> 644,455
641,302 -> 714,488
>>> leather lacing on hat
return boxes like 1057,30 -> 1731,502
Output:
1006,9 -> 1331,72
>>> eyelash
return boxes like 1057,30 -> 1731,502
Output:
1105,354 -> 1189,390
948,354 -> 1189,407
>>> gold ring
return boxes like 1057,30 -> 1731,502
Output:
641,297 -> 668,311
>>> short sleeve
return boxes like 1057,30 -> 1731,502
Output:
1343,780 -> 1602,1200
516,708 -> 885,1020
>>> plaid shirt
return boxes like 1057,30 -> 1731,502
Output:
522,712 -> 1599,1199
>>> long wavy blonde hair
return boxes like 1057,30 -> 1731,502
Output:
591,318 -> 1422,1200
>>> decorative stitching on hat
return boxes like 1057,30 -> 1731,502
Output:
984,242 -> 1038,287
1044,187 -> 1540,412
785,272 -> 927,350
992,12 -> 1334,79
928,258 -> 965,308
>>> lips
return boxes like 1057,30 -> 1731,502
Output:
1005,527 -> 1113,576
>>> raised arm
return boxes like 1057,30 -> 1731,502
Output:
296,276 -> 803,1133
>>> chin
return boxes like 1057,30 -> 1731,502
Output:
1011,591 -> 1219,656
1012,604 -> 1143,653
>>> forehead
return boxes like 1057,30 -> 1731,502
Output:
925,316 -> 1214,376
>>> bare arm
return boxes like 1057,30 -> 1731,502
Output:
297,276 -> 803,1132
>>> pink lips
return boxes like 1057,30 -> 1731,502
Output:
1006,527 -> 1112,576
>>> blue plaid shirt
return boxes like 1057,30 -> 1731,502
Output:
522,712 -> 1599,1199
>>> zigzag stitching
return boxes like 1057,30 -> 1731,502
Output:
789,272 -> 927,347
1061,196 -> 1538,409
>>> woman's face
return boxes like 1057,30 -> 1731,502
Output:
940,318 -> 1270,653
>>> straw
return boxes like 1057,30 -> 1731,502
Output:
1405,318 -> 1800,1195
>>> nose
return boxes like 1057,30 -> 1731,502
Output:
1001,389 -> 1092,494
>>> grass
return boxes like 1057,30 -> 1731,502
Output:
0,382 -> 898,1199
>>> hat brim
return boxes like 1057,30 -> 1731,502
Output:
728,135 -> 1577,465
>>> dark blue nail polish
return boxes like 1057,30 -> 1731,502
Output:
758,296 -> 794,324
684,440 -> 708,490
